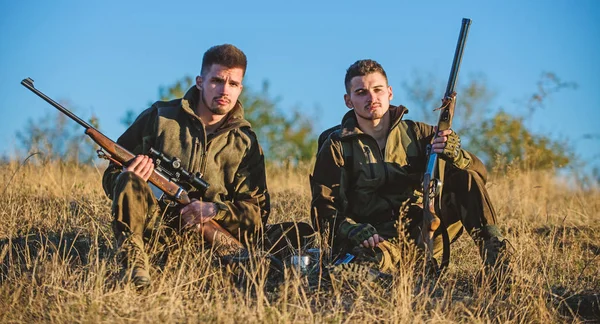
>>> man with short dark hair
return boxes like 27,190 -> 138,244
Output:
103,44 -> 312,289
311,59 -> 509,277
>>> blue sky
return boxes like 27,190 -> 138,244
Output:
1,1 -> 598,171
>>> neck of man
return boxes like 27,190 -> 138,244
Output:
195,94 -> 227,135
356,111 -> 390,150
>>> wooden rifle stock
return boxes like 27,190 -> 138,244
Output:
418,18 -> 471,271
22,78 -> 243,250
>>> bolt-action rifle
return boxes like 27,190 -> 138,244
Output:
418,18 -> 471,272
21,78 -> 244,254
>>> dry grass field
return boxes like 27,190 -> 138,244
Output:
0,159 -> 599,323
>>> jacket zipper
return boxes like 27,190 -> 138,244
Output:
193,138 -> 201,174
198,126 -> 240,182
363,146 -> 375,178
365,137 -> 394,218
200,144 -> 208,178
377,141 -> 392,215
380,149 -> 389,186
200,134 -> 210,178
382,163 -> 390,187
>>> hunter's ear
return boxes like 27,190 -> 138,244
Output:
344,94 -> 353,109
388,85 -> 394,101
195,75 -> 203,90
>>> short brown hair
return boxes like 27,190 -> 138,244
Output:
201,44 -> 247,76
344,59 -> 388,94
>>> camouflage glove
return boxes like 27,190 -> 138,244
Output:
339,221 -> 378,247
440,131 -> 471,169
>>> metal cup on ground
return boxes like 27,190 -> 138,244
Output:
289,255 -> 310,274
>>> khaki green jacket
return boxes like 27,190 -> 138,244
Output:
103,86 -> 270,239
310,105 -> 487,239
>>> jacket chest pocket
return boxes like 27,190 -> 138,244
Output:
348,145 -> 387,215
349,175 -> 380,217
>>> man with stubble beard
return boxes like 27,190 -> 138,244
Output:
103,44 -> 314,289
311,59 -> 510,281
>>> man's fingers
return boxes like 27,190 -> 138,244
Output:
432,143 -> 446,153
437,129 -> 453,137
181,212 -> 192,224
127,155 -> 153,179
141,159 -> 154,180
138,158 -> 150,174
135,156 -> 150,173
433,136 -> 448,144
181,209 -> 197,226
180,200 -> 204,226
180,200 -> 198,216
180,205 -> 190,214
125,155 -> 143,171
360,235 -> 384,248
143,167 -> 153,180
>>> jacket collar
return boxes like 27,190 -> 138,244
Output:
180,86 -> 251,131
339,105 -> 409,138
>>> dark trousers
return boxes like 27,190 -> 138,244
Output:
111,171 -> 315,261
374,168 -> 499,258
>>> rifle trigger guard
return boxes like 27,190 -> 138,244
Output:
161,196 -> 177,208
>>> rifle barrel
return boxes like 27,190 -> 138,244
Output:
21,78 -> 93,129
444,18 -> 471,97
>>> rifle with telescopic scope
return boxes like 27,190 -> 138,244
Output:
21,78 -> 244,252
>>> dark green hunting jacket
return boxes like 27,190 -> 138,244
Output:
103,86 -> 270,240
310,105 -> 487,240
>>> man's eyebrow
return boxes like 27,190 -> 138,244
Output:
353,85 -> 385,93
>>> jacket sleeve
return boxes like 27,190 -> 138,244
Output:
413,121 -> 488,182
310,136 -> 354,240
102,106 -> 158,199
212,134 -> 270,242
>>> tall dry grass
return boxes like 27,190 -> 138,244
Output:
0,158 -> 598,323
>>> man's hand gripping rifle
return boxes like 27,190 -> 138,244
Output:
418,18 -> 471,272
20,78 -> 244,254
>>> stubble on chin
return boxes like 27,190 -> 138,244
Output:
359,108 -> 384,121
208,106 -> 230,115
206,96 -> 232,115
